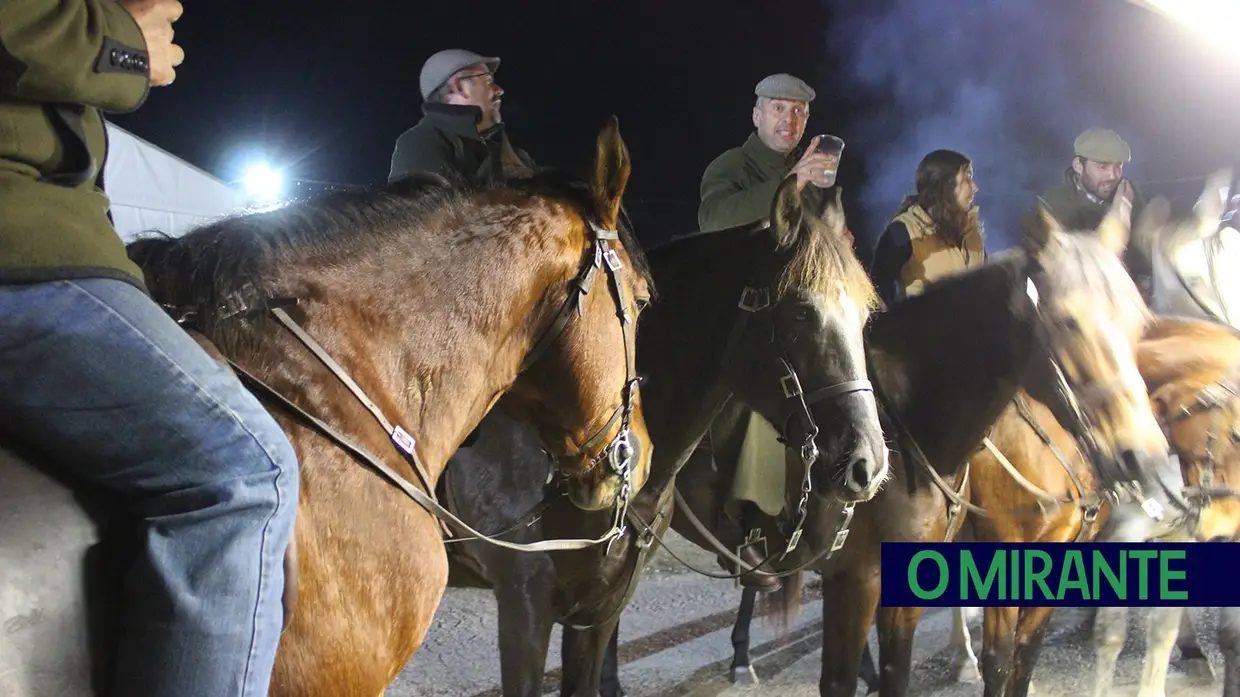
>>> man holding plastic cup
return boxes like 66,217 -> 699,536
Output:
693,72 -> 851,594
698,72 -> 847,237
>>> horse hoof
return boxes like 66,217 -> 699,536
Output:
953,658 -> 982,684
729,665 -> 760,685
1179,656 -> 1216,684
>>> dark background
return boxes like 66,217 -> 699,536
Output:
110,0 -> 1240,258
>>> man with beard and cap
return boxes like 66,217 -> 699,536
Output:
388,48 -> 536,185
693,72 -> 846,594
1040,127 -> 1153,299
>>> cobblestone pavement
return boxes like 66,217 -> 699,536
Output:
388,533 -> 1226,697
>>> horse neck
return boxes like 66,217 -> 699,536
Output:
869,254 -> 1034,475
266,213 -> 583,479
637,232 -> 759,494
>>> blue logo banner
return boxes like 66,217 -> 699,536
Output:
879,542 -> 1236,607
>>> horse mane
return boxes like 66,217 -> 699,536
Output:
649,206 -> 874,310
1139,317 -> 1240,399
126,167 -> 652,352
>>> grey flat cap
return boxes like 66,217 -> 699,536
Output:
754,73 -> 816,103
1074,128 -> 1131,164
419,48 -> 500,101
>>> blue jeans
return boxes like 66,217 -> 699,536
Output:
0,278 -> 299,697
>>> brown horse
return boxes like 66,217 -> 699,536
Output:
436,178 -> 891,697
0,118 -> 654,697
868,180 -> 1239,697
662,195 -> 1171,697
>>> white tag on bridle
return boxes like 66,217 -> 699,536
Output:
1026,277 -> 1040,308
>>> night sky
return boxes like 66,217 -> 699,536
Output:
110,0 -> 1240,256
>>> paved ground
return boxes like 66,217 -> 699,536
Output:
389,532 -> 1227,697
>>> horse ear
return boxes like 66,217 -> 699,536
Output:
1186,169 -> 1233,242
590,115 -> 631,232
822,186 -> 846,235
1133,196 -> 1171,259
770,176 -> 803,248
1096,186 -> 1133,257
1021,200 -> 1063,256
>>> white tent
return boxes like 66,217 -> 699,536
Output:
103,122 -> 246,243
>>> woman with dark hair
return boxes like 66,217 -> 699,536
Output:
869,149 -> 986,307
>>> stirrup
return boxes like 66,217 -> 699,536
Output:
733,528 -> 768,590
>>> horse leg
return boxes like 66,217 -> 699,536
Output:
1008,606 -> 1056,697
875,605 -> 925,697
860,638 -> 880,694
819,571 -> 880,697
598,624 -> 625,697
1174,607 -> 1215,683
729,587 -> 759,684
950,606 -> 982,683
1136,605 -> 1184,697
494,562 -> 558,697
981,606 -> 1018,697
1218,606 -> 1240,697
559,616 -> 622,697
1092,606 -> 1129,697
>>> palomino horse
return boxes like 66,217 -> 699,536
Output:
935,316 -> 1240,697
437,178 -> 890,697
0,118 -> 654,697
931,176 -> 1240,697
646,198 -> 1171,697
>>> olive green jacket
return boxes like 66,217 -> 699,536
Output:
0,0 -> 152,290
1040,167 -> 1153,295
697,132 -> 826,233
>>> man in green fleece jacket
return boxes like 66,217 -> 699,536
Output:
0,2 -> 300,696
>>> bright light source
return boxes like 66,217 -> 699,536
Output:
242,162 -> 284,203
1129,0 -> 1240,62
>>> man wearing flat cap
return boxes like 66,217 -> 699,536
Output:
1040,127 -> 1153,297
388,48 -> 536,185
697,72 -> 840,233
695,72 -> 844,595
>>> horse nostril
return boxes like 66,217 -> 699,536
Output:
1210,535 -> 1232,544
846,457 -> 871,493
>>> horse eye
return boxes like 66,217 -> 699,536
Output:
1054,315 -> 1081,333
635,297 -> 650,312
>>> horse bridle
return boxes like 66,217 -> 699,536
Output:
161,218 -> 642,554
1022,270 -> 1193,523
1166,379 -> 1240,522
702,231 -> 874,562
514,220 -> 643,539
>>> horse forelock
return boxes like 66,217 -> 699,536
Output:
1042,234 -> 1152,332
774,211 -> 877,313
498,169 -> 654,295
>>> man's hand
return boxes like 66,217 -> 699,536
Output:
118,0 -> 184,86
789,136 -> 839,191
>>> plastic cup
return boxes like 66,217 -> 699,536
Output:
814,134 -> 846,186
